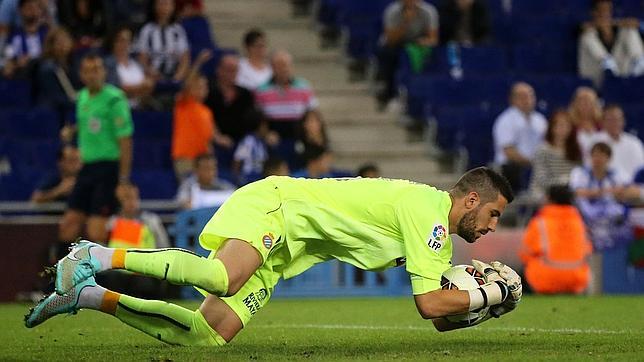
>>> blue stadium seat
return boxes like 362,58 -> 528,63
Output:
181,15 -> 216,50
133,140 -> 172,170
338,0 -> 393,59
512,45 -> 577,74
0,78 -> 31,108
131,169 -> 177,200
132,111 -> 173,141
4,139 -> 59,170
2,108 -> 59,139
511,15 -> 578,46
515,74 -> 592,112
622,103 -> 644,138
602,75 -> 644,104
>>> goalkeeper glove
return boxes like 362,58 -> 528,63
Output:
488,261 -> 522,318
468,259 -> 510,311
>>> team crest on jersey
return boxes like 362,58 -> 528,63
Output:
427,224 -> 447,252
262,233 -> 274,249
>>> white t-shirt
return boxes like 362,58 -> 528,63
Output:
236,57 -> 272,90
589,131 -> 644,182
117,59 -> 146,87
493,107 -> 548,164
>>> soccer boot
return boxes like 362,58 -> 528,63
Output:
24,276 -> 96,328
55,240 -> 102,295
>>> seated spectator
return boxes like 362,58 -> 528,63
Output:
255,50 -> 319,165
104,26 -> 155,109
172,52 -> 232,182
58,0 -> 106,49
176,153 -> 236,210
528,110 -> 582,200
137,0 -> 190,83
295,110 -> 328,167
30,145 -> 81,204
438,0 -> 491,45
492,82 -> 548,193
2,0 -> 47,78
590,104 -> 644,181
570,142 -> 639,250
232,111 -> 277,186
568,86 -> 602,157
205,54 -> 257,143
357,163 -> 381,178
236,28 -> 272,90
99,183 -> 169,299
376,0 -> 439,109
291,145 -> 344,179
35,26 -> 78,123
519,185 -> 593,294
262,155 -> 289,178
578,0 -> 644,87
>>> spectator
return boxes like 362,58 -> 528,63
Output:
492,82 -> 548,193
175,0 -> 203,18
578,0 -> 644,87
568,86 -> 602,157
590,104 -> 644,181
291,145 -> 336,179
528,110 -> 582,200
262,155 -> 289,178
255,50 -> 319,165
0,0 -> 20,54
58,0 -> 106,49
137,0 -> 190,82
30,145 -> 81,204
176,153 -> 236,210
232,110 -> 276,186
295,110 -> 328,167
236,28 -> 272,90
569,142 -> 639,250
519,185 -> 593,294
57,53 -> 133,250
357,163 -> 381,178
109,0 -> 152,32
104,26 -> 155,109
376,0 -> 439,109
205,54 -> 257,143
35,26 -> 78,124
2,0 -> 47,79
172,51 -> 232,182
438,0 -> 491,45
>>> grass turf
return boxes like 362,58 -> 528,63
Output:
1,295 -> 643,361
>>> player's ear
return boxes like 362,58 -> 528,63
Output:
465,191 -> 480,210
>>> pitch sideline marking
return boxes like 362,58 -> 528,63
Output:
253,323 -> 641,335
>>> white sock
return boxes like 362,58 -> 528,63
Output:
88,244 -> 115,272
78,284 -> 107,310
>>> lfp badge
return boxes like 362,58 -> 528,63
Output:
427,224 -> 446,252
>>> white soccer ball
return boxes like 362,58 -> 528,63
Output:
440,264 -> 490,326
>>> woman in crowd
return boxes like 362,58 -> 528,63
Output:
568,86 -> 602,158
236,28 -> 272,90
105,26 -> 156,109
528,109 -> 582,200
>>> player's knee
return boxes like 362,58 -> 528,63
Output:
58,218 -> 81,241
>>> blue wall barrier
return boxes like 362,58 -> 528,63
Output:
170,208 -> 411,299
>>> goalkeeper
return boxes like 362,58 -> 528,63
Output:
26,167 -> 522,345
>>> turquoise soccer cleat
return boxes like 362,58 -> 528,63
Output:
24,276 -> 96,328
55,240 -> 101,295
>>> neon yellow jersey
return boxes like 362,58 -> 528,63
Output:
268,176 -> 453,294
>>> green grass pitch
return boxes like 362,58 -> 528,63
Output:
2,295 -> 643,361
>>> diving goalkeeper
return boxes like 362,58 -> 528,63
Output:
25,167 -> 522,346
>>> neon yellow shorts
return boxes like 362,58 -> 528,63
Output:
197,178 -> 288,325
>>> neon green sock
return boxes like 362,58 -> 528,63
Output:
114,294 -> 226,346
122,248 -> 229,296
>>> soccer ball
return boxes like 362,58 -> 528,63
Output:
440,265 -> 489,325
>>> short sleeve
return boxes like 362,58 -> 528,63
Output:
174,25 -> 189,54
396,189 -> 452,294
422,4 -> 439,31
569,167 -> 588,190
383,3 -> 399,29
136,24 -> 152,54
110,92 -> 134,138
493,114 -> 516,149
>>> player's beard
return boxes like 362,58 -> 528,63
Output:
457,206 -> 481,243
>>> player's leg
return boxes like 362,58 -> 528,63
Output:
58,209 -> 86,242
86,216 -> 109,243
56,238 -> 262,298
25,277 -> 227,346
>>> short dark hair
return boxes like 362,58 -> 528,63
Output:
262,156 -> 287,177
19,0 -> 38,9
592,0 -> 612,10
80,52 -> 104,65
302,144 -> 329,164
243,28 -> 265,48
590,142 -> 612,158
450,167 -> 514,204
357,163 -> 380,177
547,185 -> 574,205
